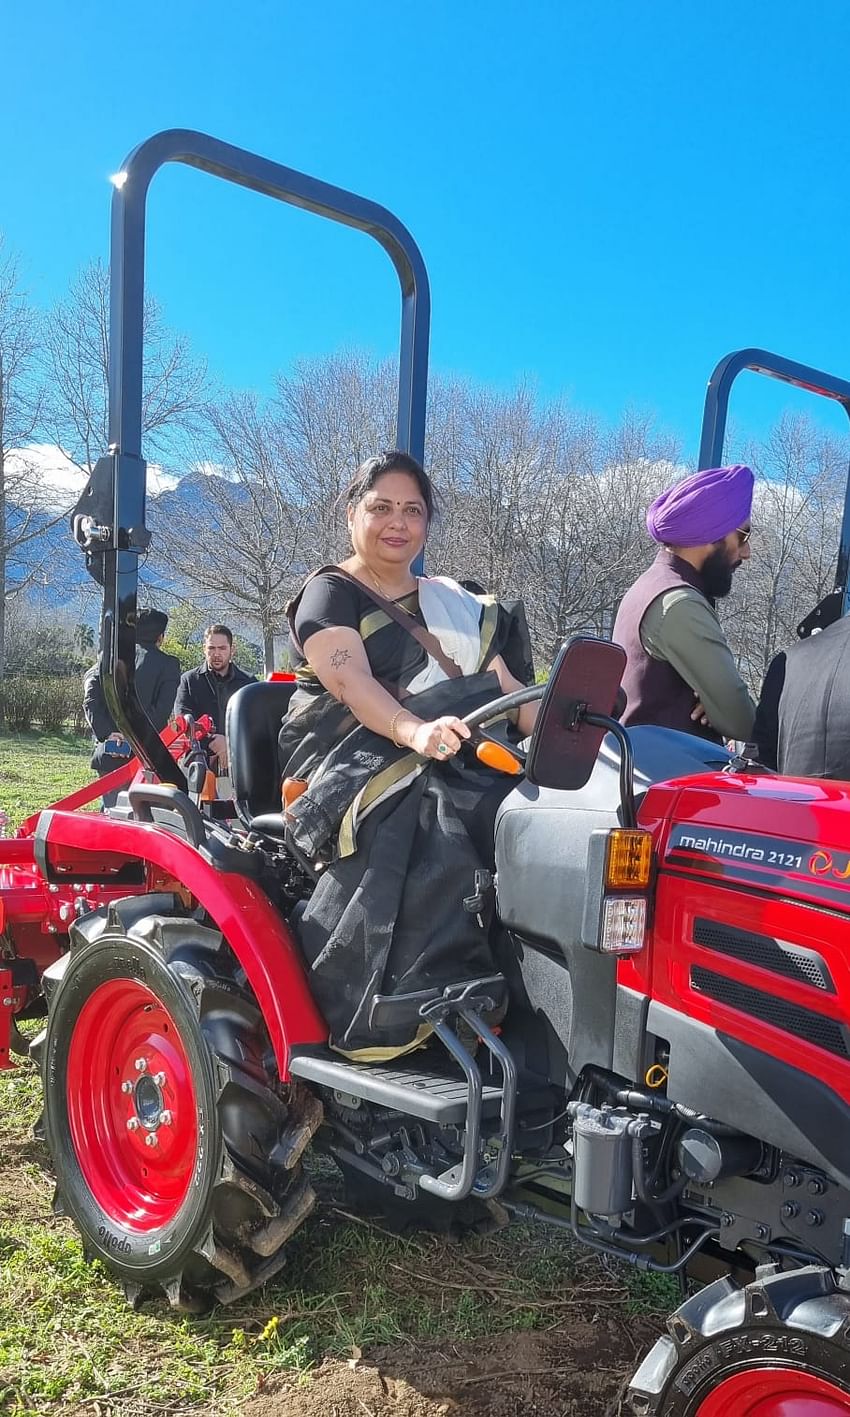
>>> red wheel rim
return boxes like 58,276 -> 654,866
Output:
66,979 -> 199,1233
696,1367 -> 850,1414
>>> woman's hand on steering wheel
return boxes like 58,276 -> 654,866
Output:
411,715 -> 471,760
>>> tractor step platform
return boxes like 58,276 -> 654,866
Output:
292,979 -> 520,1203
288,1047 -> 504,1124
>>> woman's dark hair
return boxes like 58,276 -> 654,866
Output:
343,450 -> 436,521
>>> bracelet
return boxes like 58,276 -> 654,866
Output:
389,708 -> 407,748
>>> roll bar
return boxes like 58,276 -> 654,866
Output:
70,130 -> 431,787
698,348 -> 850,635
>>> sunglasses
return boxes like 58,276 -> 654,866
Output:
736,527 -> 752,546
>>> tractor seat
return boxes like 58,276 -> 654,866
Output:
226,680 -> 297,837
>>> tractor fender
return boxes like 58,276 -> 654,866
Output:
33,808 -> 327,1076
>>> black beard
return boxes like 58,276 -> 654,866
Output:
701,545 -> 737,599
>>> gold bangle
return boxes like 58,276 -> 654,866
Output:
389,708 -> 407,747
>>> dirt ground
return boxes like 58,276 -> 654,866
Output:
3,1056 -> 663,1417
239,1314 -> 658,1417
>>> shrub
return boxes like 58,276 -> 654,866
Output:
0,678 -> 40,732
0,677 -> 87,734
68,693 -> 88,735
36,678 -> 79,734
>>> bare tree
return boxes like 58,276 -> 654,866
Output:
153,392 -> 312,673
0,238 -> 50,702
274,350 -> 396,567
43,259 -> 207,474
138,340 -> 850,692
722,414 -> 849,691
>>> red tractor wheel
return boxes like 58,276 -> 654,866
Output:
620,1267 -> 850,1415
41,899 -> 321,1311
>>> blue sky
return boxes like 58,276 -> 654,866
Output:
4,1 -> 850,460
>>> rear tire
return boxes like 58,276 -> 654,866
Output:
42,899 -> 322,1311
619,1265 -> 850,1414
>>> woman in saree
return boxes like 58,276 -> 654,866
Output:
280,450 -> 539,1059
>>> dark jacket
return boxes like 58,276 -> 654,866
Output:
756,618 -> 850,779
84,644 -> 182,743
751,651 -> 786,770
174,661 -> 256,732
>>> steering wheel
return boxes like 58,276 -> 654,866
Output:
460,684 -> 546,771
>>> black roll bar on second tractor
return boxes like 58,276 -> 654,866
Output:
698,347 -> 850,638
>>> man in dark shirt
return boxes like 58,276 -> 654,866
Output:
83,607 -> 181,805
173,624 -> 256,771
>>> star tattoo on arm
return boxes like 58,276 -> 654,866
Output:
330,648 -> 352,670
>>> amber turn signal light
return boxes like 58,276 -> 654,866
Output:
475,740 -> 523,775
605,829 -> 653,889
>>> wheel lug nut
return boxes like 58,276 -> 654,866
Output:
134,1057 -> 147,1072
126,1118 -> 141,1131
152,1072 -> 166,1086
145,1132 -> 159,1147
121,1081 -> 134,1094
159,1110 -> 173,1126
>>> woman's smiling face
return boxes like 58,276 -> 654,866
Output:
348,470 -> 429,571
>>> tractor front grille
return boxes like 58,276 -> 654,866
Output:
693,919 -> 834,993
690,965 -> 850,1060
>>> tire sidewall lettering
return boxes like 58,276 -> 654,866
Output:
676,1331 -> 811,1399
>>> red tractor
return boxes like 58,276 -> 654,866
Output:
5,130 -> 850,1415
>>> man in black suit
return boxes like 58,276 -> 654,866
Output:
752,617 -> 850,778
83,608 -> 182,805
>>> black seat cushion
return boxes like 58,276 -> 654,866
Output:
226,681 -> 297,825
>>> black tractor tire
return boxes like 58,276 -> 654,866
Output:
618,1264 -> 850,1415
42,898 -> 322,1312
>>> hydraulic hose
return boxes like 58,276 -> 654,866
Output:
503,1196 -> 719,1275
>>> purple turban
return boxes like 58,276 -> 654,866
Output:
646,464 -> 754,547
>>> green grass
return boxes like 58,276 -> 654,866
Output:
0,733 -> 669,1416
1,1051 -> 650,1417
0,729 -> 93,831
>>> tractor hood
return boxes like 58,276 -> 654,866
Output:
643,770 -> 850,916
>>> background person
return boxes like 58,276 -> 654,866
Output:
83,607 -> 181,807
612,464 -> 756,744
174,624 -> 256,773
752,618 -> 850,778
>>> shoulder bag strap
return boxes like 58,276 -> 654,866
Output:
331,567 -> 462,679
287,565 -> 463,681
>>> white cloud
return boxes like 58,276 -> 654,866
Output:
6,444 -> 181,512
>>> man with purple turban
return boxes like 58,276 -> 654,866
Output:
612,464 -> 756,743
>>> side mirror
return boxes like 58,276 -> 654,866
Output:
525,636 -> 627,791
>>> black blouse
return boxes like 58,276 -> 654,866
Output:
290,570 -> 430,688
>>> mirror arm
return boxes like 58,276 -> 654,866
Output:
584,712 -> 637,830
